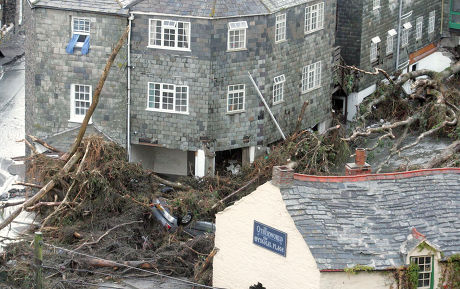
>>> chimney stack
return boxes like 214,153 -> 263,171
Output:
272,165 -> 294,188
345,148 -> 372,176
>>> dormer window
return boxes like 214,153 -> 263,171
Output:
228,21 -> 248,51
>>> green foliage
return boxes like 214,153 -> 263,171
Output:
344,264 -> 374,274
417,241 -> 437,254
439,254 -> 460,289
345,74 -> 355,94
407,262 -> 420,289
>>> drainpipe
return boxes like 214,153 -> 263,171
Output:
441,0 -> 444,35
127,13 -> 133,162
395,0 -> 403,69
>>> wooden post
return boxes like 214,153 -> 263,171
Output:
34,232 -> 43,289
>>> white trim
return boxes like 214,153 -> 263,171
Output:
227,84 -> 245,113
386,33 -> 394,55
403,22 -> 412,29
69,84 -> 92,124
228,21 -> 247,51
273,74 -> 285,104
371,36 -> 381,44
428,11 -> 435,34
302,61 -> 322,93
370,41 -> 378,62
275,13 -> 287,43
388,29 -> 397,36
416,16 -> 423,40
148,19 -> 191,51
304,2 -> 324,34
72,16 -> 90,36
147,82 -> 189,114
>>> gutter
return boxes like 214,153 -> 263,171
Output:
127,13 -> 133,162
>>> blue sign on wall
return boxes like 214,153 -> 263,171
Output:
253,220 -> 287,257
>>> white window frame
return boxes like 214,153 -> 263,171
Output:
370,42 -> 378,63
416,16 -> 423,40
373,0 -> 380,10
72,17 -> 90,36
402,22 -> 411,47
227,21 -> 248,51
428,11 -> 435,34
386,29 -> 396,55
148,19 -> 191,51
147,82 -> 189,114
302,61 -> 321,93
273,74 -> 286,104
227,84 -> 245,113
410,256 -> 432,289
70,84 -> 92,123
305,2 -> 324,34
275,13 -> 287,43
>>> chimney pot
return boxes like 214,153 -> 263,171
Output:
355,148 -> 366,166
272,165 -> 294,188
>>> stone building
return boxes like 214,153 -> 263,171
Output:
24,0 -> 336,177
335,0 -> 446,120
213,167 -> 460,289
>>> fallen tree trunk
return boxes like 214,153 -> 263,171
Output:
149,173 -> 192,191
83,258 -> 156,269
0,151 -> 82,231
423,140 -> 460,169
27,135 -> 61,153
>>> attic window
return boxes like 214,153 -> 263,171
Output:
228,21 -> 248,51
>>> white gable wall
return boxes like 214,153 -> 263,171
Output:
213,182 -> 320,289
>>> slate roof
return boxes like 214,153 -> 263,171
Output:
29,0 -> 311,17
281,169 -> 460,270
28,0 -> 133,15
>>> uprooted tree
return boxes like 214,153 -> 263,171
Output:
342,59 -> 460,172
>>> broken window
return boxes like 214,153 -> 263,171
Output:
305,2 -> 324,34
275,13 -> 286,43
302,61 -> 321,93
227,84 -> 245,112
149,19 -> 190,50
70,84 -> 92,123
147,83 -> 189,113
228,21 -> 248,51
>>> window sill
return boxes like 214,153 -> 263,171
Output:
69,118 -> 93,125
302,85 -> 321,94
273,100 -> 284,105
275,39 -> 287,44
145,108 -> 189,115
304,28 -> 323,35
227,48 -> 247,52
226,110 -> 245,115
373,6 -> 380,10
146,45 -> 191,52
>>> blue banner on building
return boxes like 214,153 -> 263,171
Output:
253,220 -> 287,257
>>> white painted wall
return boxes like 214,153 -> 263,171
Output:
194,149 -> 205,177
213,182 -> 320,289
320,271 -> 394,289
411,52 -> 452,72
131,144 -> 188,175
347,84 -> 376,121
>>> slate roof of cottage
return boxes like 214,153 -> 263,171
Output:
281,169 -> 460,270
28,0 -> 134,15
29,0 -> 312,17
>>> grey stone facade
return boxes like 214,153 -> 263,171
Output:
130,0 -> 335,152
24,4 -> 129,148
25,0 -> 335,174
336,0 -> 443,91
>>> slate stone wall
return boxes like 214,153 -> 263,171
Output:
131,1 -> 335,153
2,0 -> 15,27
337,0 -> 443,91
24,7 -> 128,147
